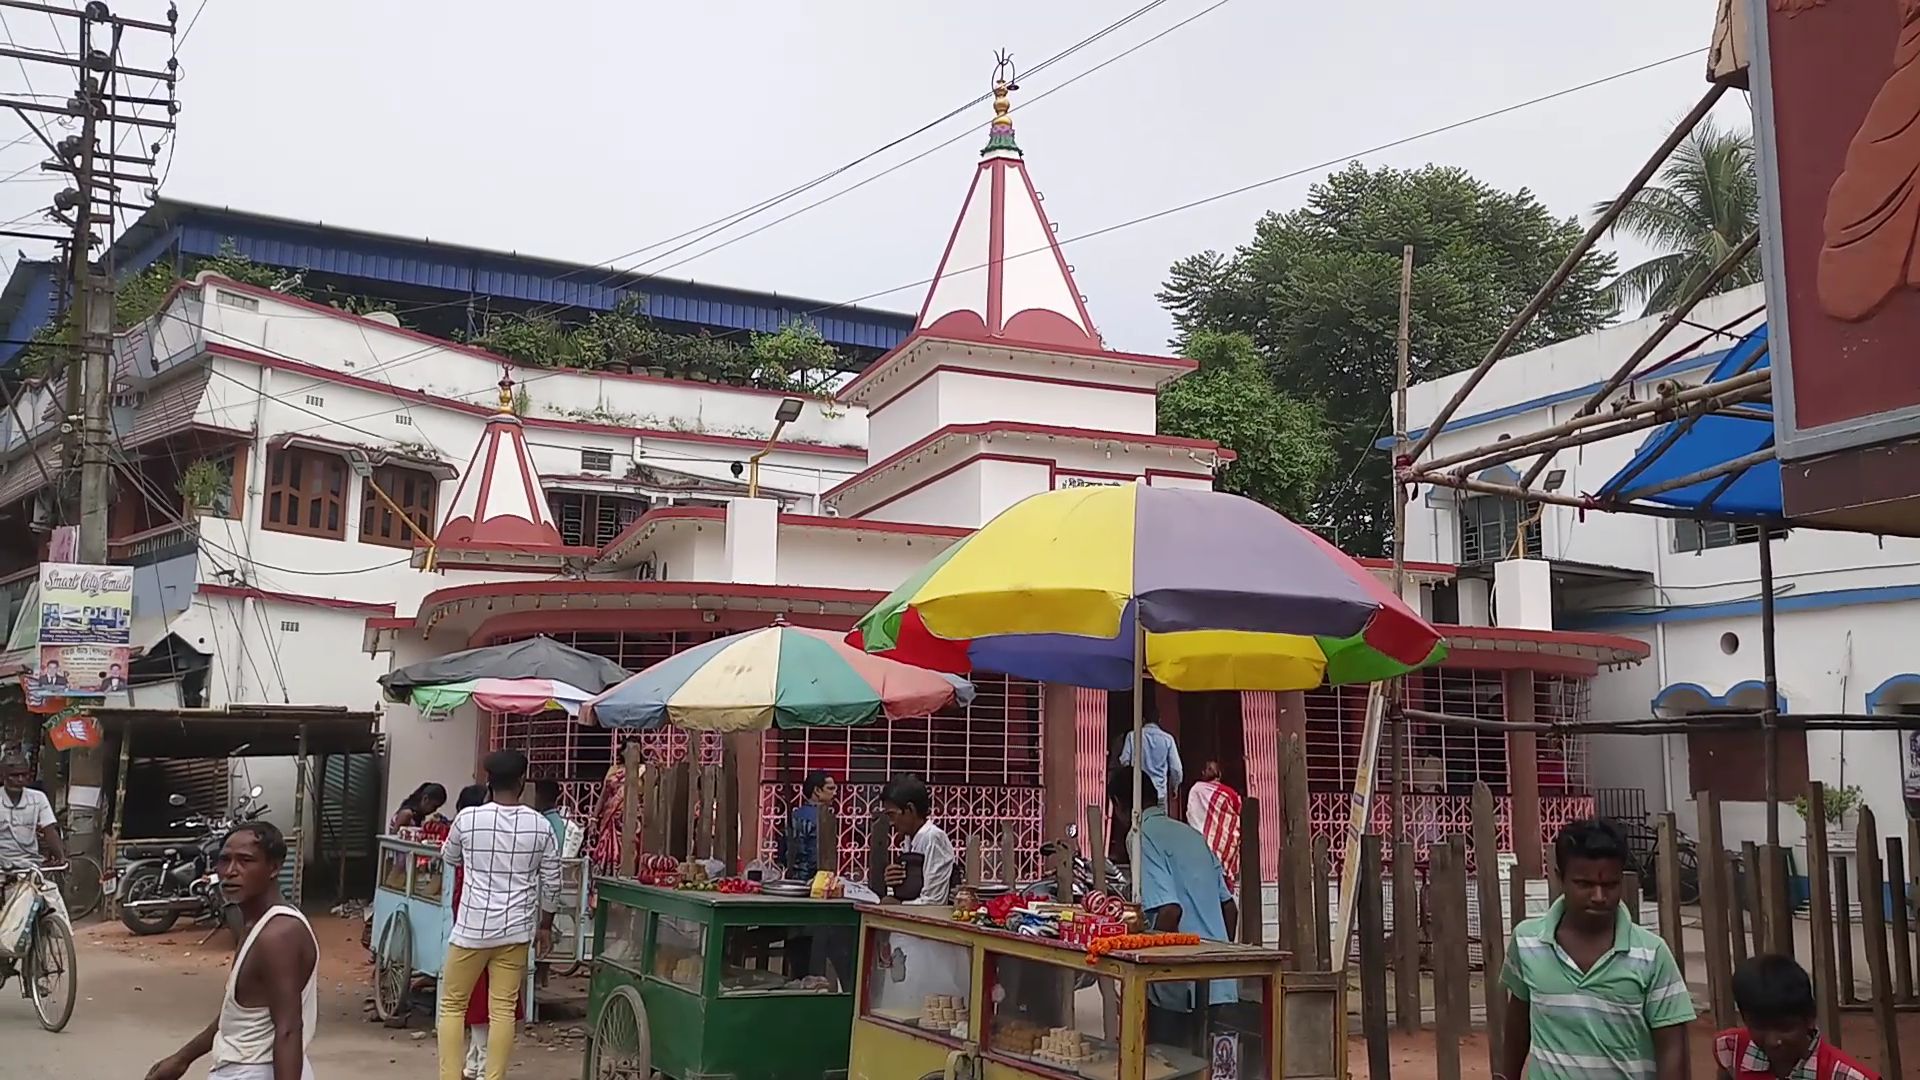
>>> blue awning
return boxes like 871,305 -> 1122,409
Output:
1597,323 -> 1778,517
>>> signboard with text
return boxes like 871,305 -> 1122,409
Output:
29,562 -> 132,703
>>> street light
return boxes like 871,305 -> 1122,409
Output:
749,397 -> 806,499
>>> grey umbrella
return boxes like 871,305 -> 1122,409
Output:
379,635 -> 629,702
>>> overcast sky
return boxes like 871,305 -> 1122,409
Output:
0,1 -> 1740,354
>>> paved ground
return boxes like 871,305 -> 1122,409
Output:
1,914 -> 590,1079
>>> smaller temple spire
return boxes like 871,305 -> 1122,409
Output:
982,50 -> 1021,157
497,363 -> 516,414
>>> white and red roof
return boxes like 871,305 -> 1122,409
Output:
916,96 -> 1098,351
428,379 -> 593,569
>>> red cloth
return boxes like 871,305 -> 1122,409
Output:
1714,1029 -> 1878,1080
450,867 -> 524,1025
1187,779 -> 1243,891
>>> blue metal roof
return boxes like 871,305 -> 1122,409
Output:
1598,323 -> 1779,518
0,199 -> 914,365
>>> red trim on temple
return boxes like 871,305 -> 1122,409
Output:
199,583 -> 395,614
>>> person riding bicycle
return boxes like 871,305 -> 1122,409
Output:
1,755 -> 65,982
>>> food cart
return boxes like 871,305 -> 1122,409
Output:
370,834 -> 592,1022
583,875 -> 862,1079
849,904 -> 1327,1080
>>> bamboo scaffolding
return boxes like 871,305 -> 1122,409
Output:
1517,230 -> 1760,490
1405,82 -> 1729,463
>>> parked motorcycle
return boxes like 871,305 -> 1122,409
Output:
115,785 -> 268,936
1018,824 -> 1130,904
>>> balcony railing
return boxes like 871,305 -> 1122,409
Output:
108,520 -> 200,567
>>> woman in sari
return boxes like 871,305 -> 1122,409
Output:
591,739 -> 648,870
1183,760 -> 1243,891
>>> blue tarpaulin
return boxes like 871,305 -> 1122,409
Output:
1598,323 -> 1780,518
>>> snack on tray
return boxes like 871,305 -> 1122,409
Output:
991,1019 -> 1045,1054
1035,1026 -> 1094,1065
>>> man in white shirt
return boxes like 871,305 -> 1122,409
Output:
0,756 -> 62,870
436,750 -> 559,1080
879,774 -> 953,905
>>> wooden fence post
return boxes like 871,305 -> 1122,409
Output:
1311,837 -> 1332,971
867,810 -> 891,897
1393,842 -> 1421,1032
1509,865 -> 1527,933
999,823 -> 1017,887
1857,808 -> 1902,1079
1622,870 -> 1643,924
963,833 -> 983,887
719,749 -> 740,869
1358,833 -> 1392,1080
617,741 -> 641,877
1742,840 -> 1767,957
1281,736 -> 1312,961
1471,782 -> 1506,1071
818,804 -> 838,876
1238,797 -> 1263,945
1655,813 -> 1691,1080
1768,843 -> 1795,961
1086,803 -> 1108,895
1835,854 -> 1858,1008
1696,789 -> 1736,1029
1727,849 -> 1750,968
1889,836 -> 1916,1002
1429,843 -> 1466,1080
1803,783 -> 1840,1042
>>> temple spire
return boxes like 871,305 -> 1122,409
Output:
983,50 -> 1021,157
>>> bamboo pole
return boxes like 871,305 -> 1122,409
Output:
1758,534 -> 1783,850
1471,781 -> 1507,1072
1413,368 -> 1771,475
1430,843 -> 1467,1080
1239,797 -> 1263,945
1889,836 -> 1915,1002
1835,855 -> 1858,1007
1404,82 -> 1729,463
1390,243 -> 1414,853
1312,837 -> 1333,971
1727,849 -> 1750,968
1517,230 -> 1761,489
1281,735 -> 1312,960
1656,814 -> 1692,1079
1745,841 -> 1770,955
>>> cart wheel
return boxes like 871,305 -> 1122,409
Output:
588,984 -> 652,1080
374,909 -> 413,1024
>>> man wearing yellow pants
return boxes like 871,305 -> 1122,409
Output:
437,750 -> 559,1080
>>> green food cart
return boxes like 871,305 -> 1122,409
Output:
585,877 -> 861,1080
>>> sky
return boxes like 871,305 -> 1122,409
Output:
0,0 -> 1744,355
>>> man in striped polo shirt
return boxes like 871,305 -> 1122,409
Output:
1499,819 -> 1694,1080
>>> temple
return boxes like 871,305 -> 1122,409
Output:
364,75 -> 1643,884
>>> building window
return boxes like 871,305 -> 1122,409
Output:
262,447 -> 348,539
360,464 -> 439,548
548,491 -> 645,548
580,448 -> 615,473
1458,494 -> 1541,563
1672,519 -> 1764,553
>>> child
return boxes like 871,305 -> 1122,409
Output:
1715,954 -> 1878,1080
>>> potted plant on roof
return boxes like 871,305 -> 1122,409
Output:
178,458 -> 227,517
1795,783 -> 1863,854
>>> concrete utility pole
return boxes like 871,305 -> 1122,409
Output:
0,0 -> 179,861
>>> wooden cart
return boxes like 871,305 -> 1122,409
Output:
370,835 -> 590,1022
583,876 -> 862,1080
849,904 -> 1342,1080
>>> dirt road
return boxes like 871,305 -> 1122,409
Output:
1,915 -> 588,1079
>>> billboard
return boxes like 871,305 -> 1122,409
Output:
1751,0 -> 1920,460
28,562 -> 132,702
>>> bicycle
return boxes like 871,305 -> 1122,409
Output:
0,863 -> 79,1032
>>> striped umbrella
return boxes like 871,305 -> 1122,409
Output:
581,624 -> 973,732
849,484 -> 1446,692
409,677 -> 597,718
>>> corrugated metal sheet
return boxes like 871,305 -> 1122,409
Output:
1241,691 -> 1283,883
0,442 -> 58,506
174,219 -> 909,350
123,369 -> 212,448
1074,688 -> 1108,849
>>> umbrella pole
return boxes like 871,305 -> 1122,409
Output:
1131,621 -> 1147,901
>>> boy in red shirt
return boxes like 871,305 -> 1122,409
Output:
1715,954 -> 1877,1080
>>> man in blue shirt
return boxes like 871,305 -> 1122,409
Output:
1111,766 -> 1237,1047
1117,689 -> 1184,807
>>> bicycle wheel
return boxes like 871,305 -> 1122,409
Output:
587,984 -> 651,1080
60,857 -> 103,921
28,912 -> 77,1032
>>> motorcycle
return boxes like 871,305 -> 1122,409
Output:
115,785 -> 268,936
1018,824 -> 1131,904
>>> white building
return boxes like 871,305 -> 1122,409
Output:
1399,281 -> 1919,866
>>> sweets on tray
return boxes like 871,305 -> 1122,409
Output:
1034,1026 -> 1097,1065
917,993 -> 969,1028
991,1019 -> 1045,1054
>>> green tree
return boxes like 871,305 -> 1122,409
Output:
1598,117 -> 1760,317
1158,331 -> 1332,521
1160,162 -> 1616,554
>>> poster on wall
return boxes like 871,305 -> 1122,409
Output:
1906,732 -> 1920,802
1053,472 -> 1134,490
29,562 -> 132,704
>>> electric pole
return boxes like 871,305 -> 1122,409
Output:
0,0 -> 179,861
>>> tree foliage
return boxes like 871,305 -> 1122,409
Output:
468,298 -> 843,394
1599,117 -> 1761,317
1159,162 -> 1617,554
1158,331 -> 1332,521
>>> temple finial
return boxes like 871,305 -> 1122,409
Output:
984,50 -> 1021,156
497,364 -> 514,413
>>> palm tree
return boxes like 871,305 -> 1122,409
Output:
1598,117 -> 1762,317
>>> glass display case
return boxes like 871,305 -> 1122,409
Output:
985,951 -> 1124,1077
860,926 -> 972,1038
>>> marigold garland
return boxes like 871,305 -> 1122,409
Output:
1084,932 -> 1200,964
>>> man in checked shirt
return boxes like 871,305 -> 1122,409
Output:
436,750 -> 559,1080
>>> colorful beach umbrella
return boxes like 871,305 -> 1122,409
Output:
581,624 -> 974,732
409,677 -> 597,718
849,484 -> 1446,692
